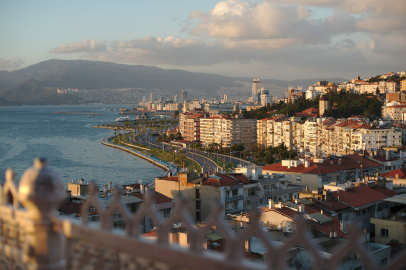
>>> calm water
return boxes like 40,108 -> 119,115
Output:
0,104 -> 164,187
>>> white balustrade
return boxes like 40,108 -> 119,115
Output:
0,158 -> 406,270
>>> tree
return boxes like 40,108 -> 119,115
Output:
265,152 -> 274,164
173,110 -> 179,118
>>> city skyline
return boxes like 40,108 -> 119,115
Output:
1,0 -> 405,80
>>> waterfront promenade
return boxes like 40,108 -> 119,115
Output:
101,136 -> 177,176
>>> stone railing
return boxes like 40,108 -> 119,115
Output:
1,158 -> 406,270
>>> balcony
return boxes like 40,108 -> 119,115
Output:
225,194 -> 244,201
225,206 -> 246,214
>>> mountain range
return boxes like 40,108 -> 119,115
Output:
0,59 -> 347,105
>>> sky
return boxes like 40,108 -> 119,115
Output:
0,0 -> 405,80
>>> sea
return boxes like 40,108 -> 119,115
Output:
0,104 -> 164,187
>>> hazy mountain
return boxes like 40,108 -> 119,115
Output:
0,59 -> 347,105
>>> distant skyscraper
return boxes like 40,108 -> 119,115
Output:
142,96 -> 146,103
150,92 -> 155,103
252,78 -> 261,102
174,95 -> 178,103
159,96 -> 163,102
181,91 -> 188,103
223,94 -> 228,102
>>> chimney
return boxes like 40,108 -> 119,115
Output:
337,195 -> 340,202
278,201 -> 283,209
334,231 -> 337,238
338,158 -> 342,165
321,210 -> 323,215
370,151 -> 373,158
140,184 -> 145,194
204,172 -> 208,178
306,186 -> 309,191
395,173 -> 399,179
245,238 -> 251,252
386,150 -> 390,161
330,230 -> 334,238
66,190 -> 72,203
268,199 -> 274,209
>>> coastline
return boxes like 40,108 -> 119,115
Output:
101,136 -> 177,174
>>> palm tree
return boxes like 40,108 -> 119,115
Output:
175,149 -> 186,168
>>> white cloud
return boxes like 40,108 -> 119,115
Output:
49,40 -> 106,54
185,0 -> 359,49
47,0 -> 405,79
0,57 -> 24,70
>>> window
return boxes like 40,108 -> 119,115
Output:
196,212 -> 201,222
380,258 -> 387,268
196,201 -> 201,210
90,207 -> 96,212
381,228 -> 388,237
163,208 -> 171,218
195,189 -> 201,199
354,267 -> 363,270
232,189 -> 238,196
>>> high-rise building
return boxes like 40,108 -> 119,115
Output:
181,91 -> 188,104
142,96 -> 146,103
150,92 -> 155,103
174,95 -> 178,103
252,78 -> 261,102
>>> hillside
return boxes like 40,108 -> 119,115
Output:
0,79 -> 79,105
0,59 -> 347,105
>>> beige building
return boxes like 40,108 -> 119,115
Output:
155,172 -> 259,222
200,115 -> 257,148
371,194 -> 406,245
258,116 -> 402,157
400,80 -> 406,91
319,96 -> 329,116
382,105 -> 406,121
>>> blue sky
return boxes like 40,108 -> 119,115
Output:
1,0 -> 405,80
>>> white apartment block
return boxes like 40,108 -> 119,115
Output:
360,83 -> 379,94
258,117 -> 402,157
382,105 -> 406,121
201,115 -> 257,148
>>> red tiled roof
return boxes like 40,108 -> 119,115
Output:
262,162 -> 337,175
133,191 -> 173,205
371,186 -> 397,197
262,156 -> 381,175
331,186 -> 390,208
142,231 -> 158,238
308,198 -> 350,212
157,176 -> 179,181
203,174 -> 254,187
188,114 -> 205,119
314,217 -> 347,238
346,155 -> 382,168
381,168 -> 406,179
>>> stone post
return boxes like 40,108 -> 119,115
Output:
18,158 -> 66,270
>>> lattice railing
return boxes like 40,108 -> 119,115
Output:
1,159 -> 406,270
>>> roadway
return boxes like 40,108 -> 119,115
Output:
130,131 -> 221,174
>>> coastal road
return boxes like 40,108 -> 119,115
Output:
137,131 -> 251,167
130,132 -> 221,173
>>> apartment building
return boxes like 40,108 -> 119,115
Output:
401,80 -> 406,91
263,156 -> 383,190
155,172 -> 259,222
183,114 -> 204,142
299,182 -> 397,233
258,117 -> 402,157
200,115 -> 257,148
382,105 -> 406,121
